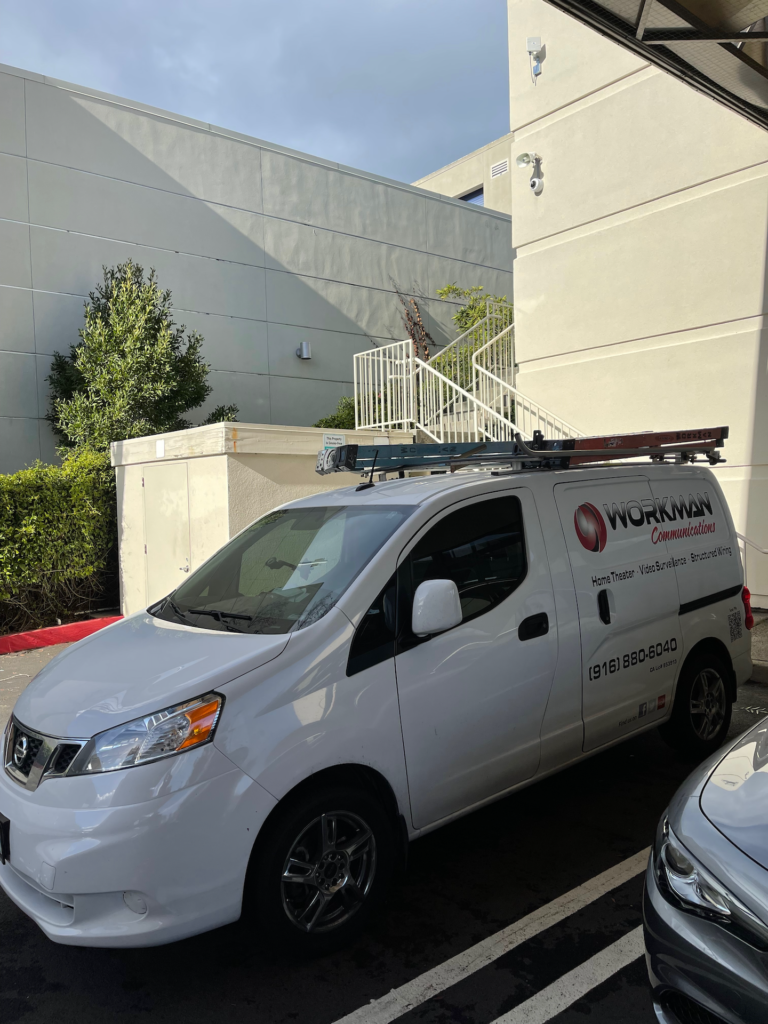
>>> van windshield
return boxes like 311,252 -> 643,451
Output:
151,505 -> 412,635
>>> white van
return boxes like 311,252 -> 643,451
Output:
0,443 -> 753,951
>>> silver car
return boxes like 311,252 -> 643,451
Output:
645,718 -> 768,1022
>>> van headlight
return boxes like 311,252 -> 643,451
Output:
70,693 -> 223,774
653,813 -> 768,950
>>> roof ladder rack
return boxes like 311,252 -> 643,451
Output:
316,426 -> 729,479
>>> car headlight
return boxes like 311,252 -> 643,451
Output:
70,693 -> 224,775
653,813 -> 768,951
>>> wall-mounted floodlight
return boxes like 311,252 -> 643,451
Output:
527,37 -> 544,82
516,153 -> 543,195
296,342 -> 312,359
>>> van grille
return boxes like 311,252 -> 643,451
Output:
8,726 -> 42,777
49,744 -> 81,775
3,720 -> 86,791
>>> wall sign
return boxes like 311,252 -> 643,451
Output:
323,433 -> 346,449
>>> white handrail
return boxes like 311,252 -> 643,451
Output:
427,299 -> 513,367
472,334 -> 582,441
737,533 -> 768,555
354,301 -> 583,445
736,532 -> 768,592
354,340 -> 413,431
413,357 -> 526,443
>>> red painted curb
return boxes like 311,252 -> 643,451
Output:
0,616 -> 123,655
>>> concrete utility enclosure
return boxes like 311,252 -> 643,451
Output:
111,423 -> 413,616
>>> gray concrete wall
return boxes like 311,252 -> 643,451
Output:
0,63 -> 513,474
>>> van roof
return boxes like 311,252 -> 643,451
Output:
287,461 -> 716,510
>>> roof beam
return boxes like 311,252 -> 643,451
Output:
635,0 -> 654,41
541,0 -> 768,131
650,0 -> 768,84
644,29 -> 768,43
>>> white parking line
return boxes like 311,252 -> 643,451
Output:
489,925 -> 645,1024
333,848 -> 650,1024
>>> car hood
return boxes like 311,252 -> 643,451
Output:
12,612 -> 290,739
701,718 -> 768,871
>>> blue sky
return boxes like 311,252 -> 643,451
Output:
0,0 -> 510,183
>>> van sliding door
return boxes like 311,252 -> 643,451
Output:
554,477 -> 682,751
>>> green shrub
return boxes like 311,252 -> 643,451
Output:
313,396 -> 357,430
0,450 -> 117,634
47,260 -> 238,452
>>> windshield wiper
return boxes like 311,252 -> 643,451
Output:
165,599 -> 252,632
187,608 -> 254,633
167,598 -> 198,627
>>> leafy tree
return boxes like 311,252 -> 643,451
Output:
313,396 -> 356,430
436,284 -> 512,335
432,285 -> 514,394
47,260 -> 238,452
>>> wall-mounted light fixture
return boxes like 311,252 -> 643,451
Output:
296,342 -> 312,360
527,37 -> 544,83
516,152 -> 543,195
515,152 -> 539,169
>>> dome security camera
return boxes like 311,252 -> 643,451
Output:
516,152 -> 543,196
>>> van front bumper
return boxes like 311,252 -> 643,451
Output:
0,745 -> 277,947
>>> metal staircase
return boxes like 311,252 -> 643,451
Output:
354,301 -> 582,443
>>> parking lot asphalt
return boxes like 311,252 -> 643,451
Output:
1,627 -> 767,1024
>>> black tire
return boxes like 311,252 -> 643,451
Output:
245,783 -> 395,955
660,649 -> 733,757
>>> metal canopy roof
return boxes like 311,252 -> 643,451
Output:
543,1 -> 768,130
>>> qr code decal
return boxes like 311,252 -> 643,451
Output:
728,608 -> 743,643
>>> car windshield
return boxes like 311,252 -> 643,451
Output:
151,504 -> 412,634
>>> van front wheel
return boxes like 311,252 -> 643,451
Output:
247,783 -> 394,954
660,650 -> 732,757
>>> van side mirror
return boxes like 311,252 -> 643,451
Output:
412,579 -> 462,637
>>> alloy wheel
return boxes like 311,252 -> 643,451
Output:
281,811 -> 377,933
689,668 -> 726,741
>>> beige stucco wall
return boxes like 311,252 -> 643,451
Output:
112,422 -> 413,614
412,134 -> 514,215
507,0 -> 768,602
226,454 -> 370,538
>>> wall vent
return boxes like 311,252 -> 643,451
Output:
491,160 -> 509,178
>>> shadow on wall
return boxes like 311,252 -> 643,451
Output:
744,249 -> 768,598
24,81 -> 494,448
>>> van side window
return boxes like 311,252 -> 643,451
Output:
347,573 -> 397,677
408,496 -> 527,628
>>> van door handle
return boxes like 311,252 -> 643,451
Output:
519,612 -> 549,641
597,589 -> 611,625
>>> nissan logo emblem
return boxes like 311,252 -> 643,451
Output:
13,734 -> 28,768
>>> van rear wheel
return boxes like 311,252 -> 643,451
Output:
246,783 -> 394,954
660,650 -> 732,757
